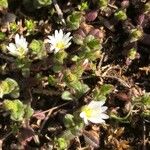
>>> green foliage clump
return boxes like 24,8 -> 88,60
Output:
3,99 -> 34,121
67,11 -> 83,30
78,1 -> 89,11
130,28 -> 143,42
63,69 -> 89,99
9,22 -> 19,33
25,19 -> 37,34
144,2 -> 150,14
29,39 -> 47,60
114,10 -> 127,21
98,0 -> 108,10
93,84 -> 114,101
55,113 -> 83,149
0,0 -> 8,9
127,48 -> 137,60
141,93 -> 150,108
0,78 -> 19,98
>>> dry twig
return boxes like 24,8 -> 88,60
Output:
53,0 -> 66,25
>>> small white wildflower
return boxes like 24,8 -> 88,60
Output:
80,101 -> 109,124
47,29 -> 72,54
7,34 -> 28,58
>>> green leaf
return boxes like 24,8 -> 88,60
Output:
3,99 -> 25,121
73,34 -> 84,45
72,81 -> 90,97
5,78 -> 20,98
55,137 -> 69,150
0,0 -> 8,9
100,84 -> 114,96
25,19 -> 36,34
24,105 -> 34,119
0,81 -> 9,98
128,48 -> 137,60
64,70 -> 78,84
48,75 -> 57,86
144,2 -> 150,13
3,99 -> 33,121
67,12 -> 82,30
141,93 -> 150,108
37,0 -> 52,5
33,0 -> 52,8
0,78 -> 19,98
78,1 -> 88,11
114,10 -> 127,21
0,32 -> 6,41
84,35 -> 101,51
29,39 -> 47,60
93,84 -> 113,101
54,51 -> 68,64
130,28 -> 143,42
98,0 -> 108,9
61,91 -> 73,101
63,114 -> 75,128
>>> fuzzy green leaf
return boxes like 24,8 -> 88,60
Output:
72,81 -> 90,97
141,93 -> 150,108
114,10 -> 127,21
63,114 -> 75,128
100,84 -> 114,96
24,105 -> 34,119
61,91 -> 73,101
3,99 -> 25,121
29,39 -> 47,60
67,12 -> 82,30
0,78 -> 19,98
0,0 -> 8,9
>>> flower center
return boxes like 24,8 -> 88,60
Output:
56,41 -> 65,49
82,106 -> 93,118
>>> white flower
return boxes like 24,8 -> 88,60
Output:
80,101 -> 109,124
7,34 -> 28,58
47,29 -> 72,54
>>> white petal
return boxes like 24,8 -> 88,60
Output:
88,101 -> 105,109
7,44 -> 18,56
7,43 -> 16,51
80,112 -> 85,118
80,112 -> 89,124
101,106 -> 108,112
89,116 -> 105,124
65,42 -> 71,48
100,113 -> 109,119
15,34 -> 20,44
55,30 -> 60,40
59,29 -> 63,38
54,30 -> 59,37
47,36 -> 55,42
84,117 -> 89,125
63,32 -> 71,40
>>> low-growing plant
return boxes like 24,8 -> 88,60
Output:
3,99 -> 34,121
0,78 -> 19,98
